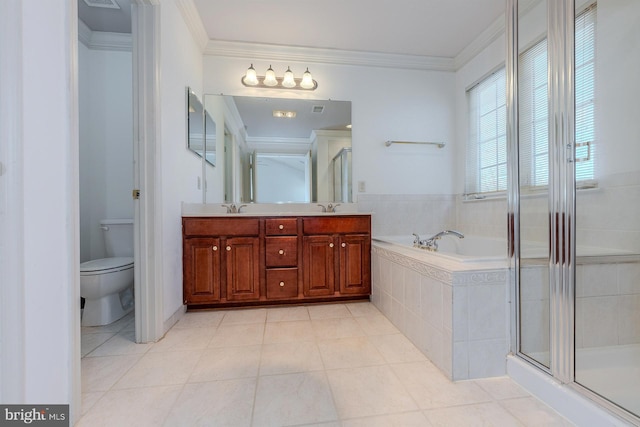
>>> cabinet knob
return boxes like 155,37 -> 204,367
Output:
279,281 -> 285,287
341,242 -> 346,248
226,246 -> 231,251
278,224 -> 284,230
278,249 -> 284,255
212,245 -> 218,251
329,243 -> 334,248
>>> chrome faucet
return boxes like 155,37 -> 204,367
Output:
222,203 -> 247,214
421,230 -> 464,251
318,203 -> 341,213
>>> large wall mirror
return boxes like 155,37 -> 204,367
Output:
203,94 -> 352,204
187,88 -> 216,166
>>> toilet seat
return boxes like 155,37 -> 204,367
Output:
80,257 -> 134,276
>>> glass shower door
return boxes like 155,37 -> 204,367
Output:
574,0 -> 640,418
516,0 -> 551,369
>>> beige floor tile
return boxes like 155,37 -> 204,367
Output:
317,336 -> 386,370
189,345 -> 261,382
259,341 -> 324,376
209,323 -> 265,348
266,306 -> 310,322
308,303 -> 352,320
113,350 -> 202,389
368,333 -> 427,364
81,354 -> 142,392
163,378 -> 256,427
474,377 -> 531,401
76,385 -> 182,427
391,362 -> 492,409
253,371 -> 338,426
80,391 -> 105,415
220,308 -> 267,325
354,314 -> 400,336
424,402 -> 524,427
150,326 -> 215,352
173,310 -> 225,329
263,320 -> 314,344
499,397 -> 575,426
345,302 -> 383,317
342,411 -> 433,427
81,332 -> 115,357
86,329 -> 154,357
326,365 -> 418,419
311,317 -> 365,340
81,312 -> 134,334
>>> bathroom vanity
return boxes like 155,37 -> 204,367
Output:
182,213 -> 371,309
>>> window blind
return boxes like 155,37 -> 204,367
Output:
519,4 -> 597,190
575,4 -> 597,183
466,68 -> 507,195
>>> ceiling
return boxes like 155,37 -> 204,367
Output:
79,0 -> 506,59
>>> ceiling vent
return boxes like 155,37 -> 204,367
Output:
83,0 -> 120,9
311,105 -> 325,114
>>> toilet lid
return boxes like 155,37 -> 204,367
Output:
80,257 -> 134,273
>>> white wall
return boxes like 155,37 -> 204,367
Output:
159,1 -> 205,325
0,0 -> 80,417
203,57 -> 457,198
78,43 -> 133,262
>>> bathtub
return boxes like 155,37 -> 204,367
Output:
373,233 -> 507,264
371,233 -> 509,380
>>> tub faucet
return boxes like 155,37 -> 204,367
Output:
422,230 -> 464,251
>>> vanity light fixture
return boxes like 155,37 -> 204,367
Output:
241,64 -> 318,90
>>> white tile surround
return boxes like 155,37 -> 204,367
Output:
371,244 -> 509,381
520,260 -> 640,358
79,304 -> 574,426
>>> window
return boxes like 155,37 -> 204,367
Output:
466,68 -> 507,195
465,4 -> 597,196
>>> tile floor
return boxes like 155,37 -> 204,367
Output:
79,303 -> 574,426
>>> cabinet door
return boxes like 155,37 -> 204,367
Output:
303,235 -> 335,297
183,238 -> 221,303
225,237 -> 260,301
339,234 -> 371,295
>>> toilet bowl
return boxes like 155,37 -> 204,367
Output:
80,219 -> 135,327
81,257 -> 134,326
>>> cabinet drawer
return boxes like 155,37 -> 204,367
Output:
183,218 -> 259,237
265,237 -> 298,267
265,218 -> 297,235
302,216 -> 370,235
266,269 -> 298,299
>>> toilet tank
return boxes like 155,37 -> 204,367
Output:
100,219 -> 133,258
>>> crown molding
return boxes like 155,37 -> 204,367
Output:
175,0 -> 208,52
78,19 -> 132,52
453,14 -> 505,70
205,40 -> 455,72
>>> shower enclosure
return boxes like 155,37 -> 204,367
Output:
508,0 -> 640,422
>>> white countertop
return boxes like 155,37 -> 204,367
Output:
182,202 -> 371,217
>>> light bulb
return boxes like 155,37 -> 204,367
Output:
282,66 -> 296,88
264,65 -> 277,86
300,68 -> 315,89
243,64 -> 258,86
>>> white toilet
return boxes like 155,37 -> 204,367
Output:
81,219 -> 134,326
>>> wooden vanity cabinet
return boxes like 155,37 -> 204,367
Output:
183,215 -> 370,308
302,216 -> 371,297
264,218 -> 300,300
183,218 -> 260,305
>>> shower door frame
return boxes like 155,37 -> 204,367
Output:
507,0 -> 639,423
507,0 -> 576,381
